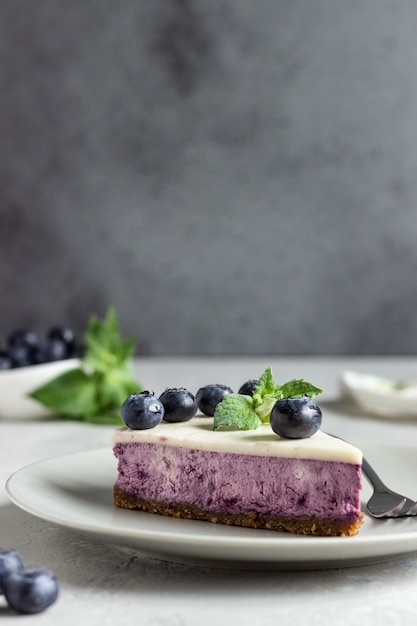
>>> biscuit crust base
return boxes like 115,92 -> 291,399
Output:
114,484 -> 363,537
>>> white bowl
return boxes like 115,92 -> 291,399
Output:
340,370 -> 417,419
0,358 -> 81,420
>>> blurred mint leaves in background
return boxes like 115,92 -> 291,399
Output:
29,307 -> 142,424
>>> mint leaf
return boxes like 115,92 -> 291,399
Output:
94,366 -> 140,414
252,366 -> 279,409
29,368 -> 98,419
213,394 -> 260,431
28,306 -> 142,425
83,307 -> 135,373
278,379 -> 323,399
254,394 -> 277,422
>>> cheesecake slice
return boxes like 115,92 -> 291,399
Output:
113,416 -> 363,537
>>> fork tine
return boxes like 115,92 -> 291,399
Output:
384,496 -> 417,517
401,502 -> 417,516
389,501 -> 413,517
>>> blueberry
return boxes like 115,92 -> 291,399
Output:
270,395 -> 322,439
0,350 -> 13,370
7,330 -> 40,367
121,391 -> 164,430
0,549 -> 24,594
159,388 -> 197,423
3,568 -> 59,614
8,344 -> 32,368
196,384 -> 234,417
33,339 -> 68,364
8,330 -> 39,352
48,325 -> 77,356
238,379 -> 259,396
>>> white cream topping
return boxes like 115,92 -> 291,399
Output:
113,416 -> 362,464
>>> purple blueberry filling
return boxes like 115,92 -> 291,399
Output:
114,442 -> 362,520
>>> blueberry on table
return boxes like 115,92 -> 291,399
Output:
196,384 -> 234,417
121,391 -> 165,429
0,549 -> 24,594
3,568 -> 59,614
238,379 -> 259,396
270,395 -> 322,439
159,388 -> 197,422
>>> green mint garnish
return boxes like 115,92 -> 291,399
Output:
29,306 -> 142,424
213,366 -> 322,431
278,379 -> 323,399
252,366 -> 280,410
213,394 -> 261,431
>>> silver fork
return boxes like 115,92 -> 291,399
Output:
328,434 -> 417,518
362,457 -> 417,518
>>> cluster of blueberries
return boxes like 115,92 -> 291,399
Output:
0,326 -> 81,371
120,382 -> 240,430
120,379 -> 322,439
0,549 -> 58,614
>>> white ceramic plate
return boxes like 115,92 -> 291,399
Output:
6,443 -> 417,570
0,358 -> 81,419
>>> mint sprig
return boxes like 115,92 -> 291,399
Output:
213,367 -> 322,431
29,307 -> 142,424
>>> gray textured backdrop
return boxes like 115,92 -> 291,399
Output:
1,1 -> 417,355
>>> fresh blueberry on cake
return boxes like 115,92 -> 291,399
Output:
159,388 -> 197,423
113,367 -> 363,537
238,379 -> 259,396
270,395 -> 322,439
196,384 -> 234,416
120,391 -> 164,430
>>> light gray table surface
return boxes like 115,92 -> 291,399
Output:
1,356 -> 417,625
